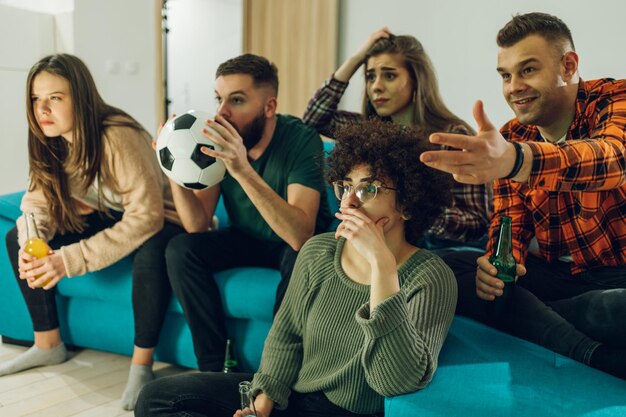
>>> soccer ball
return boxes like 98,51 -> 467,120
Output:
156,110 -> 226,190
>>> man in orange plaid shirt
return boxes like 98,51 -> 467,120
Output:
421,12 -> 626,379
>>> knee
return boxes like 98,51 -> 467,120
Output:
165,233 -> 197,266
441,250 -> 482,276
587,289 -> 626,322
5,226 -> 19,260
135,377 -> 171,416
5,226 -> 18,249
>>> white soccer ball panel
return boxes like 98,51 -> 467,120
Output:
170,159 -> 202,184
198,159 -> 227,188
165,129 -> 198,158
156,119 -> 175,151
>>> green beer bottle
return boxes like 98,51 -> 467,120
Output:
222,338 -> 238,373
488,215 -> 516,317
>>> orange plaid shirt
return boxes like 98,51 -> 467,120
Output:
488,78 -> 626,275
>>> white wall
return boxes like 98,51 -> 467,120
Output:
0,5 -> 55,194
338,0 -> 626,129
73,0 -> 159,134
0,0 -> 72,14
166,0 -> 242,117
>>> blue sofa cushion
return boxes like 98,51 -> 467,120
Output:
385,316 -> 626,417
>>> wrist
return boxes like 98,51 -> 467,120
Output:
335,56 -> 363,82
502,141 -> 524,180
370,251 -> 397,276
511,143 -> 532,183
254,392 -> 274,415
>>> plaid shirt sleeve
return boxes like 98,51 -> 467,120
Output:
487,79 -> 626,271
302,75 -> 363,138
428,125 -> 493,242
524,79 -> 626,192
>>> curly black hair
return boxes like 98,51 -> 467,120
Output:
326,119 -> 453,245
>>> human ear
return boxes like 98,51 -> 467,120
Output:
561,51 -> 579,81
264,95 -> 277,117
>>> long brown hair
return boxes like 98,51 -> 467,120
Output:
362,35 -> 475,137
26,54 -> 146,233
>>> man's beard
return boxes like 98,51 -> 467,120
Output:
237,111 -> 266,150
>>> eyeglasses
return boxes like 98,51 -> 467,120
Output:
332,180 -> 397,203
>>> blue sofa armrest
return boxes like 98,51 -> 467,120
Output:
0,191 -> 24,222
384,316 -> 626,417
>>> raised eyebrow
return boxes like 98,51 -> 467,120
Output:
366,66 -> 398,73
497,57 -> 540,73
342,176 -> 375,182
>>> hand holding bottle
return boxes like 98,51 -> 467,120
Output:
18,212 -> 67,290
475,255 -> 526,301
475,216 -> 526,302
19,249 -> 66,290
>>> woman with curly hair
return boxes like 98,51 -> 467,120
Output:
135,119 -> 457,417
303,27 -> 491,249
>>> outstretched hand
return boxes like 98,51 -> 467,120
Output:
420,100 -> 517,184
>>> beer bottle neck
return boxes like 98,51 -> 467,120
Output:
495,218 -> 512,257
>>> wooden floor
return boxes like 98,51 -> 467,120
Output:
0,341 -> 191,417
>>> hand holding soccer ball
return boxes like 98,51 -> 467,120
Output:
156,110 -> 226,190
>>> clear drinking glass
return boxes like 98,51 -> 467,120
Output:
239,381 -> 257,417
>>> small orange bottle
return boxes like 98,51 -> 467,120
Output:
24,212 -> 51,287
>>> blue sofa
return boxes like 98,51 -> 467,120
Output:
0,141 -> 624,415
0,190 -> 285,371
0,141 -> 339,372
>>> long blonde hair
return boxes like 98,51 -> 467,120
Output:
26,54 -> 146,233
362,35 -> 475,137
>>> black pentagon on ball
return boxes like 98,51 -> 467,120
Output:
173,113 -> 197,130
159,147 -> 175,171
191,144 -> 216,169
184,182 -> 206,190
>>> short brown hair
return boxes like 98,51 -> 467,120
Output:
216,53 -> 279,95
497,12 -> 575,52
326,119 -> 452,245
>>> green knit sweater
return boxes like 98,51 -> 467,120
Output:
252,233 -> 457,414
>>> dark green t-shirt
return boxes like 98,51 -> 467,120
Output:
220,114 -> 332,242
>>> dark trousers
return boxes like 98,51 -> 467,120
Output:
135,371 -> 383,417
5,211 -> 184,348
444,250 -> 626,365
165,228 -> 298,371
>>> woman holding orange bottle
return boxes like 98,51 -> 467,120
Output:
1,54 -> 183,411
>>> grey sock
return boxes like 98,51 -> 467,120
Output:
121,363 -> 154,410
0,343 -> 68,376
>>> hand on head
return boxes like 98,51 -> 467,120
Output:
353,26 -> 392,61
474,254 -> 526,301
420,100 -> 518,184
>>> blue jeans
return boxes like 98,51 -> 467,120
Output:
5,211 -> 184,348
135,371 -> 383,417
444,251 -> 626,365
